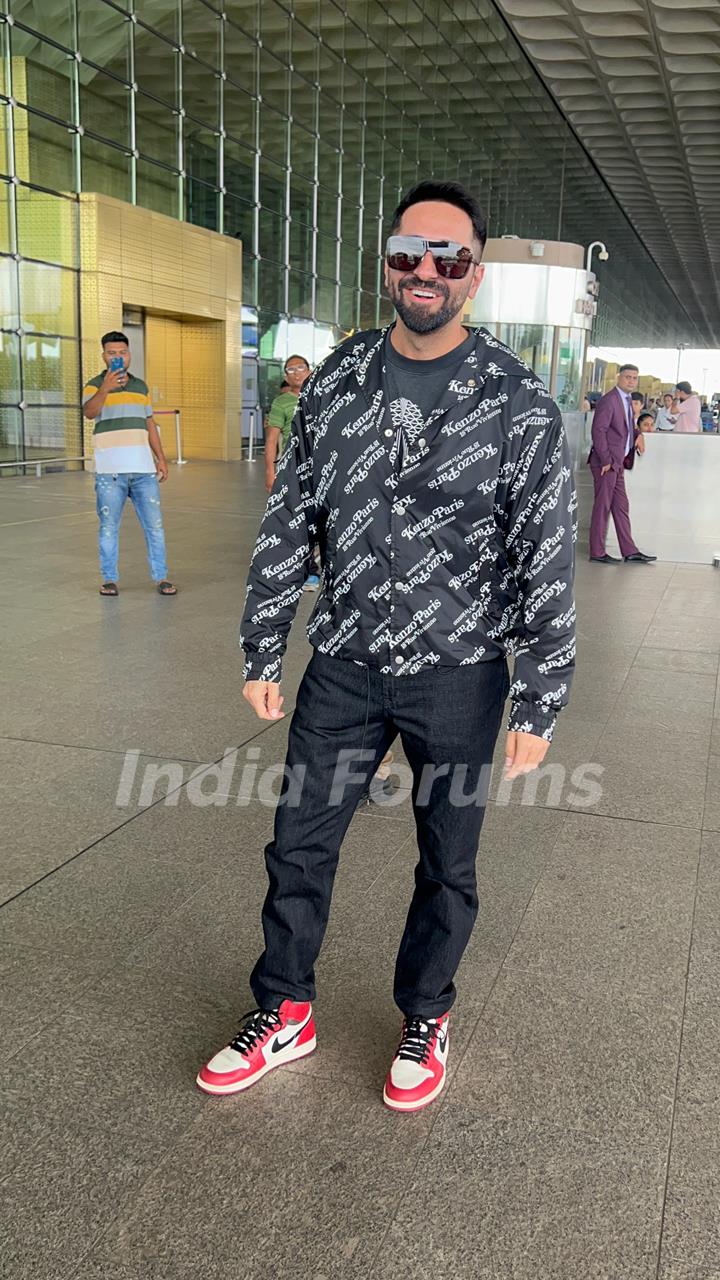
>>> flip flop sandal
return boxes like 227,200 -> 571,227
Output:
99,582 -> 119,596
157,580 -> 177,595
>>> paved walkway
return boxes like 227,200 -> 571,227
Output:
1,462 -> 719,1279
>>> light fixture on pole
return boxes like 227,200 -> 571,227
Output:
676,343 -> 686,384
586,241 -> 609,272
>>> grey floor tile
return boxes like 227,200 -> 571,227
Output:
71,1072 -> 433,1280
703,756 -> 720,832
0,1004 -> 211,1280
448,966 -> 682,1147
642,617 -> 720,655
635,647 -> 720,677
501,813 -> 700,993
371,1106 -> 665,1280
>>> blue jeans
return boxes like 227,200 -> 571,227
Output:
95,472 -> 168,582
250,651 -> 509,1018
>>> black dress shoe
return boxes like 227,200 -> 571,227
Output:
589,554 -> 622,563
624,552 -> 657,563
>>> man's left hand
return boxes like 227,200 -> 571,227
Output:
156,460 -> 169,482
636,434 -> 646,455
503,730 -> 550,780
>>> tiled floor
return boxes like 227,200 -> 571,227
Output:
1,461 -> 719,1279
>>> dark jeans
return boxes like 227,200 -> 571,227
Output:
250,651 -> 509,1018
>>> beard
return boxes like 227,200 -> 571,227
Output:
388,275 -> 469,335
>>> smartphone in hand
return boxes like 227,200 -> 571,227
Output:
109,355 -> 127,385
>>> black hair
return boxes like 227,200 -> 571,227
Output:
637,412 -> 653,425
675,380 -> 692,395
390,180 -> 487,253
630,391 -> 645,403
284,354 -> 310,371
101,330 -> 129,347
618,363 -> 639,374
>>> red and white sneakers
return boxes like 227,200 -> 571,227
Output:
196,999 -> 316,1096
383,1013 -> 450,1112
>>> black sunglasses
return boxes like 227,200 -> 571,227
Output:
385,235 -> 480,280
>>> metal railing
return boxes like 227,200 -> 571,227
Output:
0,410 -> 187,475
154,409 -> 187,465
0,455 -> 89,477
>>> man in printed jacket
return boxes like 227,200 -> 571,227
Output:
197,180 -> 577,1112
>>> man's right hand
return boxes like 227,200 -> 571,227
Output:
102,369 -> 127,392
243,680 -> 285,720
600,463 -> 612,476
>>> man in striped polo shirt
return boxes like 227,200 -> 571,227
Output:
83,331 -> 177,596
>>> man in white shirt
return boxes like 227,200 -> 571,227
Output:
654,393 -> 675,432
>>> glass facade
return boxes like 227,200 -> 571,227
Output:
0,0 -> 702,468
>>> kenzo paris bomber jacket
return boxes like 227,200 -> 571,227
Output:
240,326 -> 577,741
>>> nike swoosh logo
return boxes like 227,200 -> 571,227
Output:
270,1014 -> 311,1053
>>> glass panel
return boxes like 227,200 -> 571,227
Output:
0,329 -> 20,401
14,107 -> 76,192
11,1 -> 75,52
555,326 -> 585,409
316,232 -> 338,280
0,102 -> 10,173
260,0 -> 291,63
339,241 -> 359,289
258,306 -> 281,359
185,177 -> 218,230
259,47 -> 288,115
0,183 -> 12,253
224,24 -> 258,91
185,126 -> 218,186
14,39 -> 74,122
497,323 -> 554,392
288,216 -> 313,268
135,1 -> 179,44
182,3 -> 222,68
289,172 -> 314,228
258,155 -> 285,215
134,29 -> 179,107
223,193 -> 254,248
136,158 -> 179,218
316,184 -> 338,240
257,260 -> 285,313
16,188 -> 79,268
135,93 -> 179,166
290,73 -> 316,132
0,406 -> 23,463
338,284 -> 356,330
0,255 -> 18,327
224,136 -> 254,202
287,270 -> 313,318
78,0 -> 130,76
182,57 -> 220,128
226,2 -> 259,43
81,136 -> 131,201
257,206 -> 285,262
340,200 -> 360,245
24,406 -> 83,457
259,105 -> 287,165
22,334 -> 80,404
20,261 -> 76,336
224,85 -> 256,148
289,121 -> 315,180
315,276 -> 336,324
79,68 -> 130,146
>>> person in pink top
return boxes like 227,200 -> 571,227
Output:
671,381 -> 702,433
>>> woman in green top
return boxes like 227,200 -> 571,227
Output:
264,355 -> 311,493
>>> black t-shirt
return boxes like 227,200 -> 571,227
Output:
384,327 -> 476,423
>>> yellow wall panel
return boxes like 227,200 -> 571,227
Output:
79,193 -> 241,460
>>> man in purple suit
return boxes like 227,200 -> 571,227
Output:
587,363 -> 656,564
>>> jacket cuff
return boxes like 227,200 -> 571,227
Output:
508,700 -> 558,743
243,652 -> 283,683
